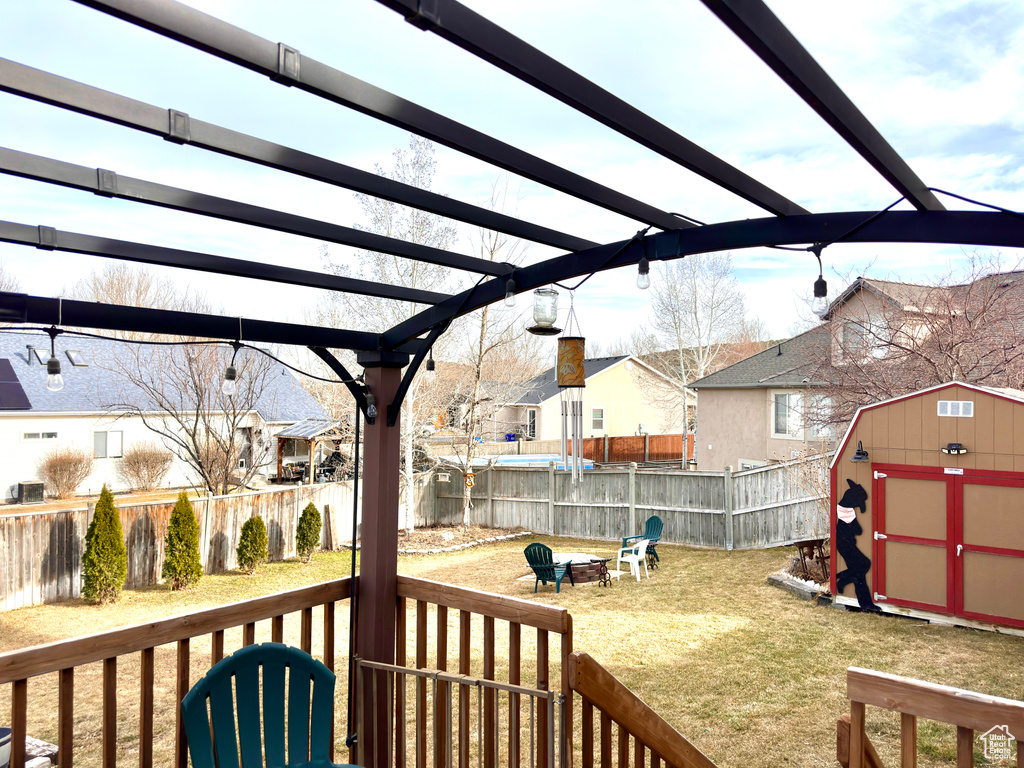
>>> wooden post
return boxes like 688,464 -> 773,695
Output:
355,352 -> 407,768
723,465 -> 734,551
548,462 -> 556,535
644,434 -> 649,463
629,463 -> 638,534
487,469 -> 494,527
603,435 -> 609,463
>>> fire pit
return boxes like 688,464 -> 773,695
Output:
553,553 -> 612,586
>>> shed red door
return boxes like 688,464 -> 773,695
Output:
874,465 -> 1024,628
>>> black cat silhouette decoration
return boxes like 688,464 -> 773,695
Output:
834,479 -> 879,612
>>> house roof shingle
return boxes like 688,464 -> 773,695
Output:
509,355 -> 630,405
688,325 -> 830,390
0,331 -> 327,422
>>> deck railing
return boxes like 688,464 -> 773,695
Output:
568,652 -> 717,768
838,667 -> 1024,768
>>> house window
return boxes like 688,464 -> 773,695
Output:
592,407 -> 604,431
526,409 -> 537,439
772,392 -> 803,438
23,432 -> 58,441
65,350 -> 88,367
94,430 -> 123,459
938,400 -> 974,417
28,347 -> 47,365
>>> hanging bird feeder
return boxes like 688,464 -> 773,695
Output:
528,287 -> 561,335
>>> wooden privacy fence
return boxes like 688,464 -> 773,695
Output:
429,454 -> 831,550
427,434 -> 694,463
0,481 -> 359,612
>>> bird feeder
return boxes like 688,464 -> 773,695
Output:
528,287 -> 561,336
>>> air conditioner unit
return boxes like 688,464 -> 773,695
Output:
17,481 -> 44,504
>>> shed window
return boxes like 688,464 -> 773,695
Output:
937,400 -> 974,418
94,430 -> 123,458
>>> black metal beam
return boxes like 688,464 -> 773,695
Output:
0,58 -> 596,253
0,147 -> 501,280
376,0 -> 808,218
308,346 -> 372,420
0,218 -> 450,305
71,0 -> 686,231
384,210 -> 1024,347
700,0 -> 944,212
0,292 -> 428,354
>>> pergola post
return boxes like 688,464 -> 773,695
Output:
355,351 -> 408,768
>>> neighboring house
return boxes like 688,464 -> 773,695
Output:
494,355 -> 691,441
0,331 -> 328,500
688,326 -> 832,471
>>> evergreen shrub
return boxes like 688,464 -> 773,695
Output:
237,515 -> 268,575
296,502 -> 322,563
82,485 -> 128,603
162,492 -> 203,589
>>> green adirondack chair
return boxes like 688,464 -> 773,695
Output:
181,642 -> 355,768
524,542 -> 569,593
623,515 -> 664,567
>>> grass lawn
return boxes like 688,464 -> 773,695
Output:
1,535 -> 1021,768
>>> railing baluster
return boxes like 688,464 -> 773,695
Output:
510,622 -> 521,768
437,605 -> 448,768
356,658 -> 365,767
103,657 -> 117,768
12,678 -> 27,768
956,726 -> 973,768
324,602 -> 335,761
417,600 -> 428,768
650,751 -> 660,768
460,610 -> 471,768
582,699 -> 593,768
561,627 -> 573,768
484,616 -> 495,768
599,711 -> 611,768
243,622 -> 256,646
301,606 -> 313,653
211,630 -> 224,664
900,713 -> 916,768
175,639 -> 190,768
59,668 -> 74,768
537,630 -> 549,768
849,701 -> 865,768
633,737 -> 643,768
387,669 -> 396,768
140,649 -> 154,768
397,596 -> 408,768
617,724 -> 627,768
272,614 -> 285,643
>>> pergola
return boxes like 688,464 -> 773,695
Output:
2,2 -> 1024,767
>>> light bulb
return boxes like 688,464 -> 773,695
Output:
423,357 -> 436,384
811,275 -> 829,317
637,257 -> 650,290
46,355 -> 64,392
504,278 -> 516,308
222,365 -> 237,396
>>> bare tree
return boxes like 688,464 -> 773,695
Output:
316,135 -> 458,531
811,255 -> 1024,430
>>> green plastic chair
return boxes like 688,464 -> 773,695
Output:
623,515 -> 664,567
181,642 -> 354,768
524,542 -> 569,593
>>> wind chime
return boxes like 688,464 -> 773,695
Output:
557,294 -> 586,484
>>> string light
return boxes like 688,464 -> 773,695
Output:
46,326 -> 63,392
504,277 -> 516,308
636,256 -> 651,290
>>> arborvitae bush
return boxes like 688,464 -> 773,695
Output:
295,502 -> 322,563
162,492 -> 203,590
82,485 -> 128,603
237,515 -> 268,575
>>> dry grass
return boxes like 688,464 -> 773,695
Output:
1,536 -> 1022,768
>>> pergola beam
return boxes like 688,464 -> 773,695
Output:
384,210 -> 1024,347
700,0 -> 944,212
376,0 -> 808,218
0,147 -> 501,279
0,292 -> 424,355
0,219 -> 450,305
0,58 -> 595,253
72,0 -> 685,231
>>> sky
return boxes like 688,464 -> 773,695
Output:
1,0 -> 1023,355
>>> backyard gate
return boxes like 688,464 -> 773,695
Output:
831,382 -> 1024,629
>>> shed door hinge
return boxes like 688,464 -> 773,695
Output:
874,471 -> 887,479
874,593 -> 887,601
874,531 -> 887,540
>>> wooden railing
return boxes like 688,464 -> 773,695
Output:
396,576 -> 573,768
568,652 -> 717,768
0,578 -> 352,768
839,667 -> 1024,768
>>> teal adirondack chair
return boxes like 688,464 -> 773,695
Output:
181,642 -> 355,768
623,515 -> 664,568
524,542 -> 569,593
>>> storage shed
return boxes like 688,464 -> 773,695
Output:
830,382 -> 1024,631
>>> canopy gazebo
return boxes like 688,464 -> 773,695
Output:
1,3 -> 1023,768
274,418 -> 349,483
